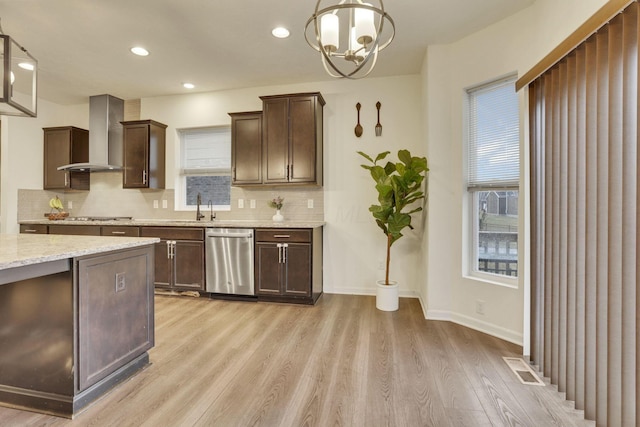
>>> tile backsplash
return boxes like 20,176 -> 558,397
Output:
18,172 -> 324,222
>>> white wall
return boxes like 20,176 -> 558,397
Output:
1,100 -> 88,234
421,0 -> 610,348
141,76 -> 425,296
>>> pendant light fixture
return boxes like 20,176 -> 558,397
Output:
0,20 -> 37,117
305,0 -> 395,79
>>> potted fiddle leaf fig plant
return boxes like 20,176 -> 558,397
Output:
358,149 -> 428,311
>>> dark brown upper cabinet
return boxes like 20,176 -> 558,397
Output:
121,120 -> 167,189
43,126 -> 90,190
259,92 -> 324,186
229,111 -> 263,185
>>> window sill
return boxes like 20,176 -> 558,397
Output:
463,272 -> 518,289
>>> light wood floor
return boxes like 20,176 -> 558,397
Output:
0,294 -> 593,427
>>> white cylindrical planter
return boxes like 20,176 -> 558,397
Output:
376,280 -> 399,311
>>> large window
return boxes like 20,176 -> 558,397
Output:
176,127 -> 231,211
466,76 -> 519,279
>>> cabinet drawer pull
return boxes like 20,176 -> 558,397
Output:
23,229 -> 38,233
111,231 -> 126,235
273,234 -> 290,238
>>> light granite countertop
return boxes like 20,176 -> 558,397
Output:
0,234 -> 160,270
19,219 -> 325,229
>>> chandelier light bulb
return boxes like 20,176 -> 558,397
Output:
321,13 -> 339,53
355,3 -> 375,46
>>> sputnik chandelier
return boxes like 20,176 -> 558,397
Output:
305,0 -> 395,79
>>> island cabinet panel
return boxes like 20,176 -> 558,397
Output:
259,92 -> 324,186
43,126 -> 90,191
254,227 -> 322,304
121,120 -> 167,189
230,111 -> 263,185
77,246 -> 154,391
140,227 -> 205,291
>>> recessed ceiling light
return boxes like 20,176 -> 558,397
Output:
130,46 -> 149,56
18,62 -> 34,71
272,27 -> 290,38
183,82 -> 195,89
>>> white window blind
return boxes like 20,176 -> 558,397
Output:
467,77 -> 519,189
180,127 -> 231,174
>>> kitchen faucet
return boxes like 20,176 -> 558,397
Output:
196,193 -> 205,221
208,200 -> 216,221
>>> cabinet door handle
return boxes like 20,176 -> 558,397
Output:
111,231 -> 126,235
273,235 -> 290,238
171,241 -> 176,259
166,240 -> 172,259
142,170 -> 147,185
64,172 -> 69,187
286,165 -> 290,181
23,228 -> 38,233
289,164 -> 293,180
233,167 -> 236,181
282,243 -> 288,263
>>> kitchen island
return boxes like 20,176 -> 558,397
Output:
0,234 -> 159,418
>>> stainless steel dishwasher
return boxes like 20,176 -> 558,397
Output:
205,228 -> 255,295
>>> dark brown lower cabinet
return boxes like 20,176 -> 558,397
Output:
19,224 -> 48,234
255,228 -> 322,304
140,227 -> 205,292
48,224 -> 101,236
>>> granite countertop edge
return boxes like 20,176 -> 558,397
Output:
0,234 -> 161,270
19,219 -> 326,229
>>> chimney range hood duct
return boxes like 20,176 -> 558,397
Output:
58,94 -> 124,172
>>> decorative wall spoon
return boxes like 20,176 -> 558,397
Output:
375,101 -> 382,136
355,103 -> 363,137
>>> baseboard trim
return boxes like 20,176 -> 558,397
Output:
450,312 -> 523,346
325,288 -> 419,298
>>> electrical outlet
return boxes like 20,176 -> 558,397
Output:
153,200 -> 159,209
68,201 -> 73,210
162,200 -> 168,209
307,199 -> 314,209
476,300 -> 485,315
238,199 -> 244,209
250,199 -> 256,209
115,273 -> 126,292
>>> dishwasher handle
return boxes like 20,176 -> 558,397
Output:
206,230 -> 253,239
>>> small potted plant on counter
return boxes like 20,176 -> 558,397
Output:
358,149 -> 428,311
269,196 -> 285,222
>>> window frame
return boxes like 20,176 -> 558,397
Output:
464,74 -> 520,287
174,126 -> 232,212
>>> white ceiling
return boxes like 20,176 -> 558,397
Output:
0,0 -> 535,105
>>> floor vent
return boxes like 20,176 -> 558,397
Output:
502,357 -> 545,386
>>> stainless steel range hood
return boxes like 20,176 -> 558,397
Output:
58,94 -> 124,172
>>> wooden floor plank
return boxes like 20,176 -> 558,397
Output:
0,294 -> 593,427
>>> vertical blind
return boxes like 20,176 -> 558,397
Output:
528,2 -> 639,425
467,77 -> 520,189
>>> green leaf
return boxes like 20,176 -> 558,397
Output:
357,151 -> 374,163
398,149 -> 411,165
374,151 -> 391,163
